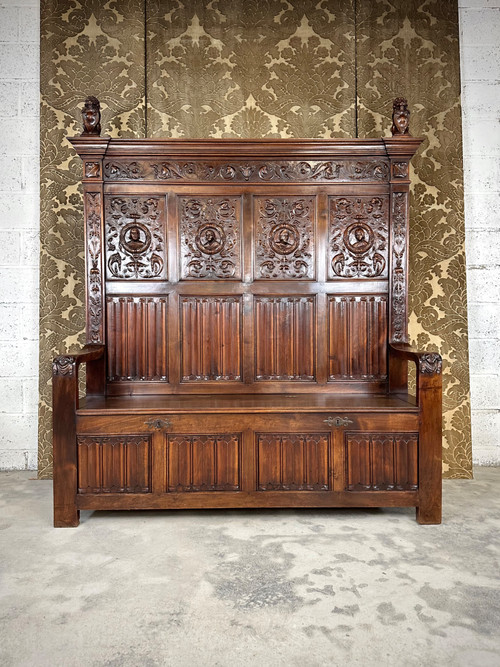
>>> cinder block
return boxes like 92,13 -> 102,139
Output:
0,341 -> 38,377
0,303 -> 23,341
463,156 -> 500,193
461,45 -> 500,81
0,156 -> 22,192
467,266 -> 500,302
18,6 -> 39,43
466,230 -> 500,266
21,156 -> 40,192
469,340 -> 500,375
20,81 -> 39,117
0,413 -> 37,450
0,267 -> 38,304
0,7 -> 18,42
461,81 -> 500,117
471,410 -> 500,465
460,8 -> 500,44
0,193 -> 39,229
464,192 -> 500,229
462,116 -> 500,156
468,303 -> 500,338
0,44 -> 38,79
460,1 -> 500,8
0,231 -> 21,265
20,229 -> 40,267
0,118 -> 39,156
0,449 -> 37,471
470,374 -> 500,409
0,81 -> 21,117
0,378 -> 23,413
21,302 -> 40,341
22,377 -> 39,413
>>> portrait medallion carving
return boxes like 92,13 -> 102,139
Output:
105,196 -> 166,280
329,196 -> 389,279
180,197 -> 241,279
255,197 -> 315,280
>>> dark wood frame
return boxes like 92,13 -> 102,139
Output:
53,98 -> 442,527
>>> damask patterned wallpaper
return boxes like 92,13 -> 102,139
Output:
39,0 -> 471,478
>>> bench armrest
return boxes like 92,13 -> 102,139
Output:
52,344 -> 106,398
388,342 -> 442,399
52,344 -> 105,375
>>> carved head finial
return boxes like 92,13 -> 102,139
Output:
391,97 -> 410,136
81,96 -> 101,136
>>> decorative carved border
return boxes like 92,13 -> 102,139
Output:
390,192 -> 408,343
85,192 -> 104,344
103,159 -> 390,183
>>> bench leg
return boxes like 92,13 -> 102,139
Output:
416,502 -> 441,525
54,504 -> 80,528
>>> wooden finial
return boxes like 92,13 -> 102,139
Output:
391,97 -> 410,136
81,96 -> 101,136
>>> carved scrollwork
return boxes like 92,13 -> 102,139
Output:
392,161 -> 408,179
255,197 -> 315,279
105,197 -> 165,279
391,192 -> 407,342
86,192 -> 103,343
180,197 -> 241,279
52,356 -> 76,377
104,161 -> 144,179
419,353 -> 442,375
85,162 -> 100,178
329,196 -> 389,279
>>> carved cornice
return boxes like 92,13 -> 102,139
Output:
419,353 -> 443,375
52,356 -> 76,377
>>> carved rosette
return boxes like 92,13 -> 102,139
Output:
52,356 -> 76,377
102,159 -> 390,183
105,197 -> 166,280
180,197 -> 241,279
391,192 -> 408,342
255,197 -> 315,280
419,353 -> 443,375
329,196 -> 389,279
85,192 -> 104,344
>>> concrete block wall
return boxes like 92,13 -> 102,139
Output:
0,0 -> 39,470
460,0 -> 500,465
0,0 -> 497,469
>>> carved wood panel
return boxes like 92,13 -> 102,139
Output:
105,196 -> 166,280
167,434 -> 240,492
180,296 -> 242,381
255,296 -> 315,381
179,196 -> 241,279
85,192 -> 104,344
328,295 -> 388,380
257,433 -> 330,491
106,296 -> 168,382
328,196 -> 389,279
346,433 -> 418,491
254,196 -> 315,280
77,435 -> 151,494
390,192 -> 408,343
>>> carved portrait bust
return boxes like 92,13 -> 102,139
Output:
391,97 -> 410,136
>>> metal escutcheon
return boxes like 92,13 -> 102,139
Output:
145,418 -> 172,431
323,416 -> 353,428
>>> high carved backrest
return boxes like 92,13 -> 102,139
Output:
70,101 -> 421,397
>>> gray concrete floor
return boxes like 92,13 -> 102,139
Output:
0,470 -> 499,667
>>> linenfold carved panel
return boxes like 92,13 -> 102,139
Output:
167,434 -> 240,492
77,435 -> 151,494
106,296 -> 168,382
180,296 -> 242,381
255,296 -> 315,381
257,433 -> 330,491
254,196 -> 315,279
346,433 -> 418,491
102,159 -> 390,183
105,196 -> 166,280
329,196 -> 389,279
328,295 -> 388,380
179,197 -> 241,279
85,192 -> 104,344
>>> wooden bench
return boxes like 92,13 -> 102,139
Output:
52,96 -> 442,526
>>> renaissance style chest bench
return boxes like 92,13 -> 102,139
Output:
52,97 -> 442,526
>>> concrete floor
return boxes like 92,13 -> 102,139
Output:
0,471 -> 499,667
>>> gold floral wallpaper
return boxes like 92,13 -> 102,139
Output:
39,0 -> 471,478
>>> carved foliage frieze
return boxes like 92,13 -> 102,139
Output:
103,159 -> 390,183
391,192 -> 408,342
329,196 -> 389,279
255,197 -> 315,280
180,197 -> 241,279
105,196 -> 166,280
85,192 -> 103,344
